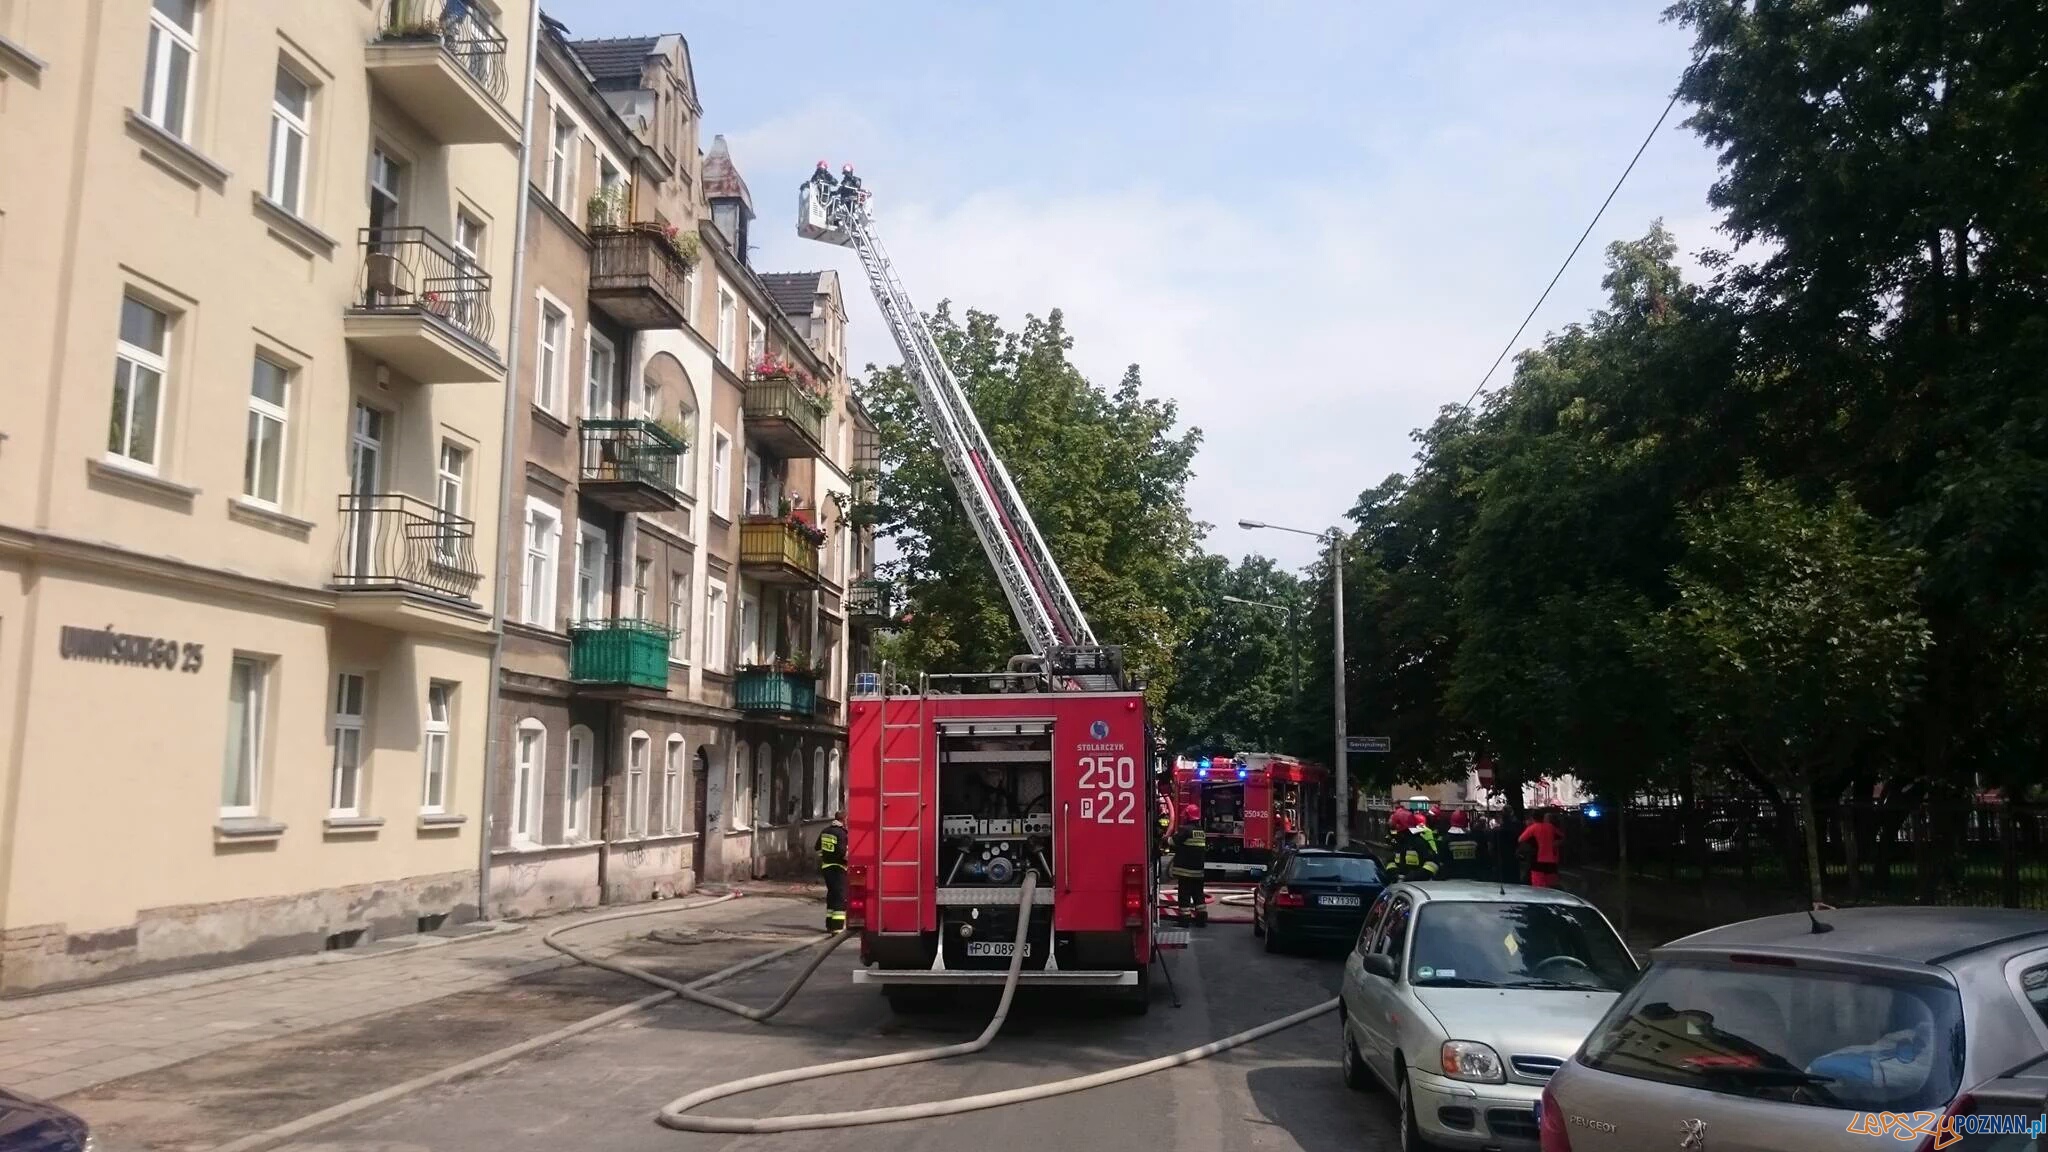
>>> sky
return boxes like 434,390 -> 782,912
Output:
566,2 -> 1728,571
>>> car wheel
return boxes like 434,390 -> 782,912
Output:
1397,1071 -> 1436,1152
1251,906 -> 1265,937
1263,920 -> 1281,953
1340,1018 -> 1373,1092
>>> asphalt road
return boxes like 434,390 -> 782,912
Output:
297,899 -> 1403,1152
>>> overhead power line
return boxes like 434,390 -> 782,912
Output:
1464,86 -> 1686,410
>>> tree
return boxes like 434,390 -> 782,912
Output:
861,305 -> 1205,711
1648,467 -> 1932,903
1162,554 -> 1306,755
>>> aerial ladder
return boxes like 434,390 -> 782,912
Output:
800,177 -> 1122,687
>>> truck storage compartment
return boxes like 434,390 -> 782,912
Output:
935,723 -> 1054,890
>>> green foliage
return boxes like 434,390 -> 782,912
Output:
1161,555 -> 1306,754
859,305 -> 1204,712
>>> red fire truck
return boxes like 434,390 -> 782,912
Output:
805,181 -> 1160,1011
1171,752 -> 1332,881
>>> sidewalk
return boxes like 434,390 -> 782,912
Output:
0,886 -> 817,1104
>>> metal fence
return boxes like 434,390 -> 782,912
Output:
355,226 -> 495,350
333,493 -> 481,602
379,0 -> 509,103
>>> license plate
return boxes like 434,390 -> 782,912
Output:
1320,895 -> 1361,907
965,941 -> 1031,957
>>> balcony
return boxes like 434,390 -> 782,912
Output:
331,494 -> 487,633
345,227 -> 503,383
587,224 -> 693,330
365,0 -> 518,146
734,668 -> 819,718
742,376 -> 827,458
579,419 -> 686,512
846,578 -> 895,626
569,619 -> 674,694
739,516 -> 825,586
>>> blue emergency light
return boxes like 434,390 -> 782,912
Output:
1583,804 -> 1604,820
1236,765 -> 1248,779
1196,757 -> 1210,778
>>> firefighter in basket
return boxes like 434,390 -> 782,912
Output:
1170,803 -> 1208,926
816,811 -> 848,932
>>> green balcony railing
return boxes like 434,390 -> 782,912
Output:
569,618 -> 674,690
734,668 -> 818,716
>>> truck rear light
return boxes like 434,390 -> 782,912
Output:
847,864 -> 869,931
1537,1082 -> 1572,1152
1122,863 -> 1144,927
1274,887 -> 1306,908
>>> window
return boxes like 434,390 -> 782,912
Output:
522,497 -> 561,626
633,557 -> 652,620
747,318 -> 766,366
575,524 -> 609,621
743,450 -> 762,516
242,357 -> 289,507
141,0 -> 199,140
710,429 -> 731,519
627,732 -> 650,837
537,301 -> 567,414
455,210 -> 485,269
548,111 -> 577,207
585,330 -> 614,419
436,441 -> 468,553
704,579 -> 728,672
110,297 -> 169,471
675,401 -> 698,497
221,655 -> 265,816
664,736 -> 684,833
681,265 -> 698,329
827,749 -> 841,817
731,741 -> 750,831
716,286 -> 736,365
267,65 -> 310,213
668,571 -> 691,664
421,682 -> 453,813
512,720 -> 545,846
565,725 -> 592,840
810,749 -> 826,819
739,590 -> 761,666
754,745 -> 772,828
329,672 -> 367,816
368,147 -> 403,232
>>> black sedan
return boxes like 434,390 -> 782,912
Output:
1251,849 -> 1385,952
0,1086 -> 91,1152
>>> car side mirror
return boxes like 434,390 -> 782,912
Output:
1360,952 -> 1398,980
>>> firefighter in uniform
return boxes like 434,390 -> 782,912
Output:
815,812 -> 848,932
1154,796 -> 1175,884
1392,818 -> 1441,882
1440,809 -> 1482,879
1170,803 -> 1209,926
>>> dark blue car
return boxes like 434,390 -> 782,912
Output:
0,1087 -> 91,1152
1251,848 -> 1386,951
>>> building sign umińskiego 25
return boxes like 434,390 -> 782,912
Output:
58,625 -> 204,672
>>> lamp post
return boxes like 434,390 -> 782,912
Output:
1220,594 -> 1297,742
1239,519 -> 1348,847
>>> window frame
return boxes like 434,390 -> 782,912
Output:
242,355 -> 291,509
565,724 -> 593,841
141,0 -> 200,141
574,523 -> 609,623
746,317 -> 766,365
512,719 -> 547,847
110,296 -> 171,473
716,286 -> 736,365
436,440 -> 469,521
421,681 -> 453,814
220,654 -> 266,817
664,736 -> 684,834
632,556 -> 652,621
731,740 -> 751,831
626,731 -> 651,837
548,111 -> 578,208
329,671 -> 368,817
522,495 -> 561,627
710,429 -> 731,520
585,327 -> 615,419
267,63 -> 311,214
704,578 -> 728,672
536,297 -> 568,416
668,569 -> 692,665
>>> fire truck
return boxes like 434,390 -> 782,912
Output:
1171,752 -> 1331,881
803,180 -> 1159,1011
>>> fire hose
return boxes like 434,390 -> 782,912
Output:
541,873 -> 1337,1134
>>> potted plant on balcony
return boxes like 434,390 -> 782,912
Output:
384,0 -> 445,38
586,185 -> 627,230
658,223 -> 699,268
750,351 -> 797,382
652,413 -> 692,451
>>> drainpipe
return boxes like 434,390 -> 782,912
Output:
476,4 -> 544,923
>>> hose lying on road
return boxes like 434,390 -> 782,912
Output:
543,873 -> 1338,1135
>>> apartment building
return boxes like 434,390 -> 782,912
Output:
0,0 -> 534,991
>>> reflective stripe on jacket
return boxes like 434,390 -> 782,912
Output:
815,823 -> 847,870
1170,827 -> 1207,878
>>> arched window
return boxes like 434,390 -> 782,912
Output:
810,748 -> 827,819
754,743 -> 772,828
643,351 -> 696,497
512,719 -> 547,846
664,735 -> 685,833
565,724 -> 593,840
827,749 -> 842,818
732,740 -> 750,831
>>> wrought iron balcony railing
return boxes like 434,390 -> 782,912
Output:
333,493 -> 482,602
846,578 -> 895,623
579,418 -> 686,511
354,226 -> 495,351
377,0 -> 508,103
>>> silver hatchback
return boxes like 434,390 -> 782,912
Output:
1338,881 -> 1640,1150
1540,906 -> 2048,1152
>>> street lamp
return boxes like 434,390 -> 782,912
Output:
1220,595 -> 1298,731
1238,518 -> 1349,847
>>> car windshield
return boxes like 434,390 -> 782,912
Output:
1579,960 -> 1966,1114
1407,901 -> 1637,992
1290,856 -> 1381,884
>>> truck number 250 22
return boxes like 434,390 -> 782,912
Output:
1076,756 -> 1138,824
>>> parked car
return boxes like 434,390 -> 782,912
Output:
1339,880 -> 1639,1151
1251,849 -> 1385,952
1931,1051 -> 2048,1150
0,1086 -> 92,1152
1538,906 -> 2048,1152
